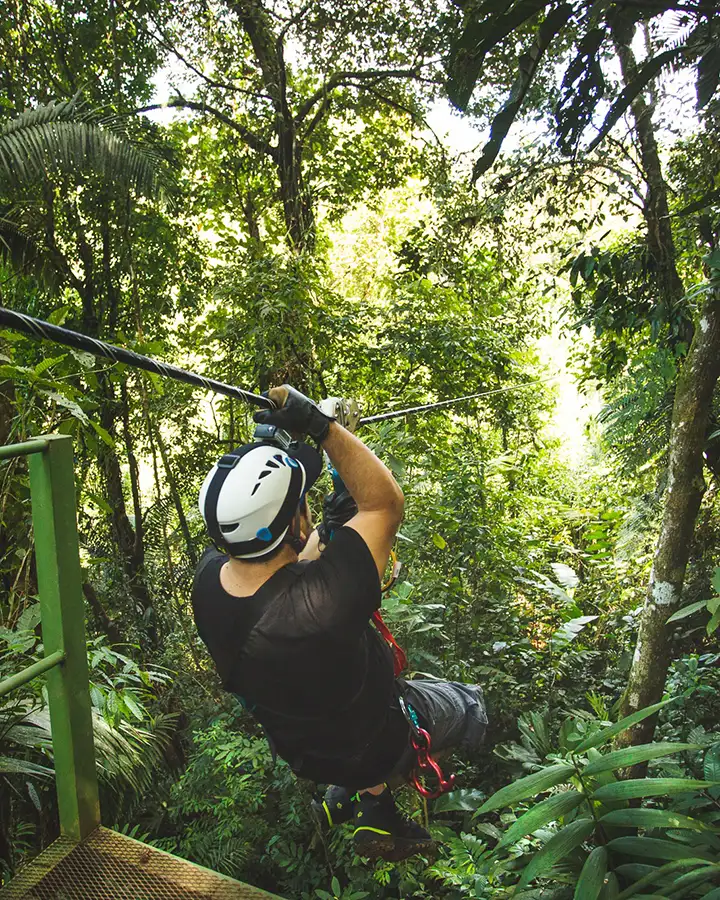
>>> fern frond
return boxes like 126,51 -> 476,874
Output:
0,100 -> 168,199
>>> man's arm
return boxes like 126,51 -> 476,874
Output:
253,385 -> 404,577
320,423 -> 404,579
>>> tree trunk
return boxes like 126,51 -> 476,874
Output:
610,18 -> 685,312
154,424 -> 198,567
227,0 -> 315,251
120,377 -> 144,563
618,286 -> 720,748
97,372 -> 156,641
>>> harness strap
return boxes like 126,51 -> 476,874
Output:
372,610 -> 407,677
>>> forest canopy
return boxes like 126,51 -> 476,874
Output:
1,0 -> 720,897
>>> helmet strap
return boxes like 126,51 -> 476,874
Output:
285,504 -> 306,554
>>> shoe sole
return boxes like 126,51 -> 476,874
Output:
354,835 -> 436,862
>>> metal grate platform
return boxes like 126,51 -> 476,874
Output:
0,827 -> 282,900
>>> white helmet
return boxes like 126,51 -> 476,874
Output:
199,441 -> 322,559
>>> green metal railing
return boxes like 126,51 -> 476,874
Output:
0,435 -> 100,842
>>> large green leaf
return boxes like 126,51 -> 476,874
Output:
574,846 -> 607,900
574,699 -> 674,753
615,859 -> 715,900
434,788 -> 485,813
600,808 -> 712,832
499,790 -> 584,847
593,778 -> 718,803
517,818 -> 595,891
664,865 -> 720,897
475,764 -> 576,815
583,743 -> 701,777
666,600 -> 708,623
608,836 -> 714,862
701,888 -> 720,899
697,44 -> 720,110
0,756 -> 54,777
617,859 -> 714,900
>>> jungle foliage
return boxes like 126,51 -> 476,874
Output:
1,0 -> 720,897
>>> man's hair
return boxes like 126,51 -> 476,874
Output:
227,501 -> 310,562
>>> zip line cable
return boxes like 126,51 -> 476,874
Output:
361,376 -> 560,423
0,306 -> 561,426
0,307 -> 272,410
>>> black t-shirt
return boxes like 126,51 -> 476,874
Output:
191,527 -> 409,787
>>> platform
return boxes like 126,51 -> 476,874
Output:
0,826 -> 282,900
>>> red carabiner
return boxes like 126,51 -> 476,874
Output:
410,726 -> 456,799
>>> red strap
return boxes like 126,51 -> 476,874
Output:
372,610 -> 407,676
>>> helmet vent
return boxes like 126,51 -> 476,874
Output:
220,522 -> 238,534
266,460 -> 280,469
273,454 -> 286,465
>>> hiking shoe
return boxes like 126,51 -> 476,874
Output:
311,785 -> 353,830
352,790 -> 434,861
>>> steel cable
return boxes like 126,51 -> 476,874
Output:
0,306 -> 560,425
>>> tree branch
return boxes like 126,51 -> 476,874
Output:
296,68 -> 428,123
140,10 -> 271,101
136,98 -> 277,159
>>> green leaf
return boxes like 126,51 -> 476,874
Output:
499,790 -> 583,847
599,872 -> 619,899
615,859 -> 718,900
697,44 -> 720,110
583,743 -> 701,777
39,389 -> 89,425
0,756 -> 54,778
600,808 -> 712,832
574,846 -> 607,900
704,745 -> 720,782
587,46 -> 685,154
574,699 -> 675,753
608,836 -> 714,862
470,4 -> 574,179
431,533 -> 447,550
434,788 -> 485,813
593,778 -> 718,803
701,888 -> 720,900
707,609 -> 720,635
712,568 -> 720,596
664,864 -> 720,897
666,601 -> 708,623
475,764 -> 576,815
517,818 -> 595,891
90,420 -> 115,448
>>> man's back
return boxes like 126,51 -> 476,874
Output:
192,526 -> 409,786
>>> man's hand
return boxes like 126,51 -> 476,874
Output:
253,385 -> 335,442
318,489 -> 358,546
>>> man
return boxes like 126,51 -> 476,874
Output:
192,385 -> 487,861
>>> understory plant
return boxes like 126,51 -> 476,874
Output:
446,700 -> 720,898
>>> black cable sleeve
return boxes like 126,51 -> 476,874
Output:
0,307 -> 273,410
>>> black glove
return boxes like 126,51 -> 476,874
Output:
253,385 -> 335,442
317,489 -> 358,545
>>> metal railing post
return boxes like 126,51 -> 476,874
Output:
28,435 -> 100,840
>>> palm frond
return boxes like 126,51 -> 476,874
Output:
0,99 -> 168,199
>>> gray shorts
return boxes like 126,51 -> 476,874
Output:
387,678 -> 488,780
